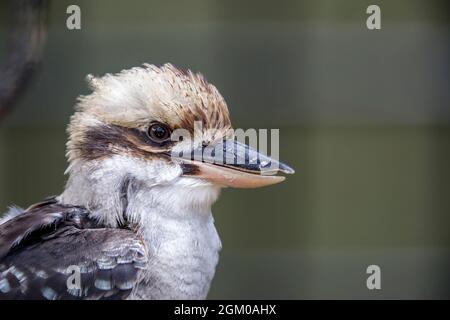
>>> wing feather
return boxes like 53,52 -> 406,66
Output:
0,199 -> 148,300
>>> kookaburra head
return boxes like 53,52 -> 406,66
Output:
61,63 -> 294,228
0,63 -> 293,300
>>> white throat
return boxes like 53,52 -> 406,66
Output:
60,155 -> 223,299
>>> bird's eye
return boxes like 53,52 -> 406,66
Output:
148,122 -> 171,143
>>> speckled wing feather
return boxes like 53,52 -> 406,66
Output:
0,198 -> 148,300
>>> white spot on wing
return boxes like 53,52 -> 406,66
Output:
116,281 -> 135,290
36,270 -> 49,279
42,287 -> 58,300
8,266 -> 26,283
0,278 -> 10,293
95,279 -> 113,290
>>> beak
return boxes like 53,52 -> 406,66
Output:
175,139 -> 295,188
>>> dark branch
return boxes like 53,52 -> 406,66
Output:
0,0 -> 49,122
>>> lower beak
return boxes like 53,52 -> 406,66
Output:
176,139 -> 295,188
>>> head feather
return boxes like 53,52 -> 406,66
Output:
67,63 -> 232,163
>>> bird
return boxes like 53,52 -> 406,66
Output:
0,63 -> 294,300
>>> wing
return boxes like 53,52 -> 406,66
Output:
0,199 -> 148,300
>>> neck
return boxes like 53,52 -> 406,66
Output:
60,155 -> 221,226
59,155 -> 222,299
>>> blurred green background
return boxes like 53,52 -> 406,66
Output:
0,0 -> 449,298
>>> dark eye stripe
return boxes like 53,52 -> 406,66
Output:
75,124 -> 175,161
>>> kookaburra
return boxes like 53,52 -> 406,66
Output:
0,64 -> 293,300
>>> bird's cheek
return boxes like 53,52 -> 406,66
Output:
154,162 -> 184,184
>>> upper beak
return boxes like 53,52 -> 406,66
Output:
175,139 -> 295,188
